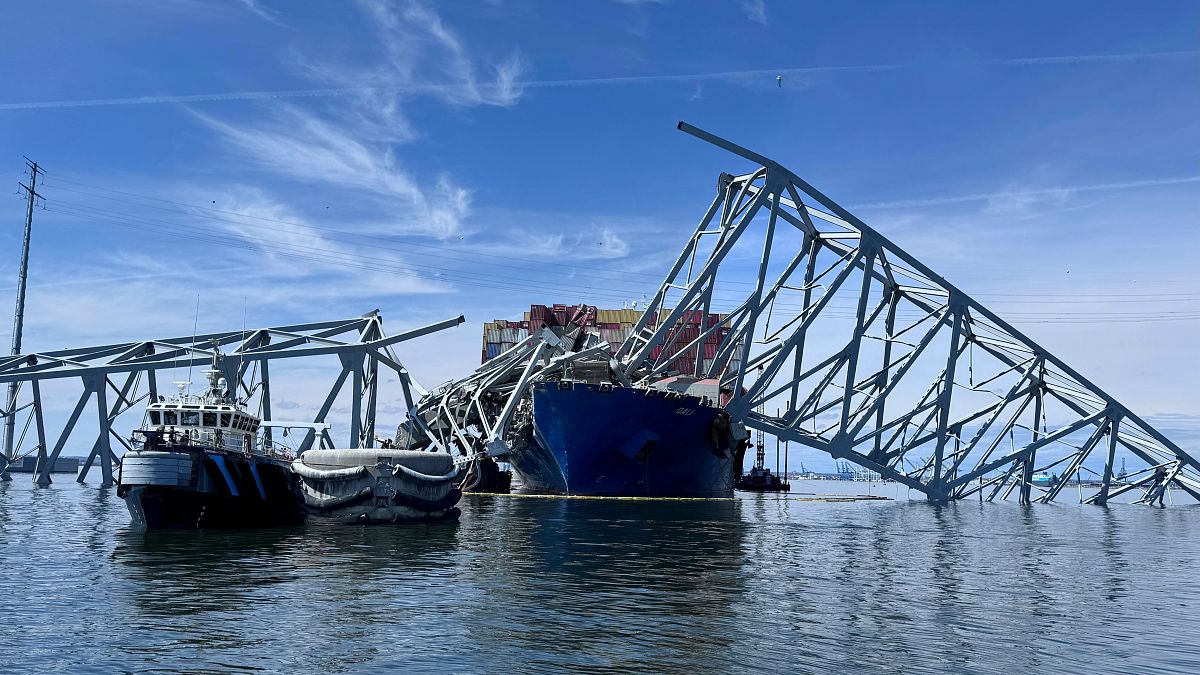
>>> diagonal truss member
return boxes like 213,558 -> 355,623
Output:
615,122 -> 1198,505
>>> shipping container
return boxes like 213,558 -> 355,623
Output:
486,343 -> 501,359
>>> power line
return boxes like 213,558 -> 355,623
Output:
41,204 -> 1200,324
41,175 -> 1200,303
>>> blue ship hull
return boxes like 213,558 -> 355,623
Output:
507,382 -> 736,498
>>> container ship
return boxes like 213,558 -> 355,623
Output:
479,304 -> 748,498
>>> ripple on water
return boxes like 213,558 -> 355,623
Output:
0,481 -> 1198,673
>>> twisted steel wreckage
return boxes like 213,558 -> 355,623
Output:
2,122 -> 1196,506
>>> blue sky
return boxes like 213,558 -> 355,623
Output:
0,1 -> 1197,462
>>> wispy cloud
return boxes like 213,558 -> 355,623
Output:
851,175 -> 1200,211
4,51 -> 1195,111
191,0 -> 526,239
193,108 -> 471,237
739,0 -> 767,25
296,0 -> 526,109
236,0 -> 280,24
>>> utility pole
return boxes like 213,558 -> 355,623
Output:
1,159 -> 43,480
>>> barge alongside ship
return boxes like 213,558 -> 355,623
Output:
293,449 -> 461,523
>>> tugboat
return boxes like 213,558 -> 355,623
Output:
116,353 -> 304,529
734,426 -> 790,492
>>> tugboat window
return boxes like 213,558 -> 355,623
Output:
149,411 -> 162,425
203,412 -> 217,427
182,411 -> 200,426
220,413 -> 231,427
164,411 -> 178,425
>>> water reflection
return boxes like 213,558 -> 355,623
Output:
453,496 -> 747,671
1,483 -> 1199,673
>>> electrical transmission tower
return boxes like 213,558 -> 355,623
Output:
1,159 -> 43,480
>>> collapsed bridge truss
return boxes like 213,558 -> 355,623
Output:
387,122 -> 1195,505
0,311 -> 461,486
614,122 -> 1198,504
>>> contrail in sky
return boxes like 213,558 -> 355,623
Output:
851,176 -> 1200,210
0,50 -> 1195,111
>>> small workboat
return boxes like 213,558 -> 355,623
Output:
117,356 -> 304,529
293,448 -> 461,524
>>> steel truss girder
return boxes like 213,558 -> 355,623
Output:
0,311 -> 462,485
617,121 -> 1198,504
407,327 -> 615,466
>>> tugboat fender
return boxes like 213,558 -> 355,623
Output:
391,462 -> 459,485
304,485 -> 374,509
291,461 -> 368,480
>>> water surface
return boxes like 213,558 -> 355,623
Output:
1,480 -> 1197,673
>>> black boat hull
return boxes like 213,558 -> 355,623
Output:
118,448 -> 304,530
123,484 -> 305,529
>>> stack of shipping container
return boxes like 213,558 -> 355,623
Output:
482,304 -> 742,377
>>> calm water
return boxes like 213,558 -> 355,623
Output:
1,479 -> 1198,673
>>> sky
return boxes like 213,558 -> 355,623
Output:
0,0 -> 1197,465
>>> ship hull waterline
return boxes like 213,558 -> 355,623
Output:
505,383 -> 737,498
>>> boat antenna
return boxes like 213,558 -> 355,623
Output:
239,297 -> 247,403
185,293 -> 199,395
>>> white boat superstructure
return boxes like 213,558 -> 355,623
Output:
142,382 -> 264,455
